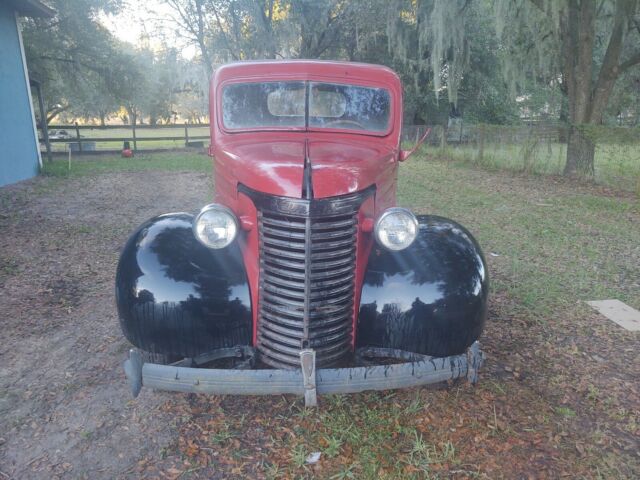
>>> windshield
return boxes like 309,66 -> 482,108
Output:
222,81 -> 391,133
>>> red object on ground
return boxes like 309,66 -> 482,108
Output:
122,149 -> 133,158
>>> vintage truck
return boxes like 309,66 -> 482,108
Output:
117,61 -> 488,405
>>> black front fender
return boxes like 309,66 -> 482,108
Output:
356,215 -> 488,357
115,213 -> 252,357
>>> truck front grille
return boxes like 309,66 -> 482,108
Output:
239,184 -> 374,369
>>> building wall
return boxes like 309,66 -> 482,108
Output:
0,4 -> 41,187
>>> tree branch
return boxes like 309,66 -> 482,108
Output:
588,0 -> 631,122
460,0 -> 472,13
46,104 -> 69,123
527,0 -> 546,12
211,5 -> 240,61
39,55 -> 108,77
619,51 -> 640,72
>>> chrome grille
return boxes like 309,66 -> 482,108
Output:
257,208 -> 358,368
238,183 -> 375,370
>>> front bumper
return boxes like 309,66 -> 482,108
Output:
124,342 -> 484,406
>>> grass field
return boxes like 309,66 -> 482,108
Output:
427,141 -> 640,193
399,155 -> 639,314
41,150 -> 640,315
41,151 -> 213,176
26,152 -> 640,478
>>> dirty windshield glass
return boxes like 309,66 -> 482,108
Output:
308,83 -> 390,132
222,81 -> 390,133
223,82 -> 305,129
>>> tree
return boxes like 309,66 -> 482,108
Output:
386,1 -> 469,107
156,0 -> 296,71
173,59 -> 210,122
21,0 -> 127,124
157,0 -> 370,64
289,0 -> 355,58
107,48 -> 150,125
384,0 -> 640,176
493,0 -> 640,176
606,67 -> 640,125
68,75 -> 119,125
383,1 -> 522,125
155,0 -> 217,76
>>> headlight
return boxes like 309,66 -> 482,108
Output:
193,204 -> 238,249
374,207 -> 419,251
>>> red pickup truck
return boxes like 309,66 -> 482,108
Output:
117,61 -> 488,405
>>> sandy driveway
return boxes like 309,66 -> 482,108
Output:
0,171 -> 211,479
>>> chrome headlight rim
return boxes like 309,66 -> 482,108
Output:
374,207 -> 419,251
192,203 -> 239,249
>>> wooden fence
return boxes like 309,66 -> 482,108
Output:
38,122 -> 211,161
40,121 -> 610,162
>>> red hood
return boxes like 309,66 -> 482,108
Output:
216,138 -> 398,199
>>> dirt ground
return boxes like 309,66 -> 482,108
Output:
0,167 -> 638,479
0,171 -> 212,479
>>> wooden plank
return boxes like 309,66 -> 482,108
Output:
587,300 -> 640,331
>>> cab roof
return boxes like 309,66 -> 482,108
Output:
212,60 -> 401,90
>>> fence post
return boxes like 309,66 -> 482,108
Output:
75,121 -> 83,153
33,81 -> 52,163
477,124 -> 485,163
132,122 -> 137,152
184,122 -> 189,147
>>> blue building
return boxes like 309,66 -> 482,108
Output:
0,0 -> 54,187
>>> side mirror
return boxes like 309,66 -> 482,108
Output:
399,127 -> 431,162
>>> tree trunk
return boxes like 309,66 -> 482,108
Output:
558,0 -> 638,178
561,0 -> 595,177
564,126 -> 595,177
558,85 -> 568,143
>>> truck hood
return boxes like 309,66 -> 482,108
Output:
218,138 -> 397,199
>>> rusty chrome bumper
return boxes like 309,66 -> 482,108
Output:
124,342 -> 484,407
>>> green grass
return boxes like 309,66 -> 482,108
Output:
399,154 -> 640,316
40,149 -> 639,317
555,406 -> 577,418
425,142 -> 640,193
41,151 -> 212,177
262,392 -> 464,478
